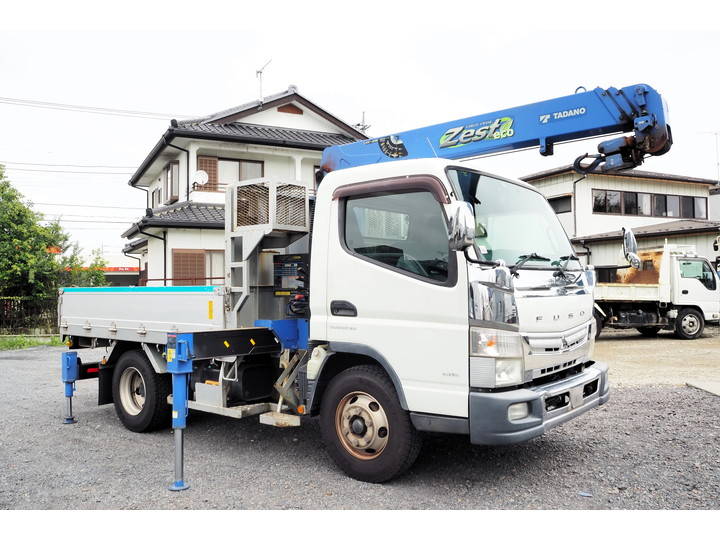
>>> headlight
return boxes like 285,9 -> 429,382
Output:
470,327 -> 523,357
469,327 -> 524,388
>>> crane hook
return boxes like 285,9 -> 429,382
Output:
573,153 -> 605,174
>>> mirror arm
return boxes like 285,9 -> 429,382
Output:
463,247 -> 499,267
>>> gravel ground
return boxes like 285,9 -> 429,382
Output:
0,341 -> 718,510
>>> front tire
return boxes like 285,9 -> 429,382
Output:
674,308 -> 704,339
319,365 -> 421,483
112,349 -> 171,432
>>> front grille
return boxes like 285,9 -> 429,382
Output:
540,357 -> 580,375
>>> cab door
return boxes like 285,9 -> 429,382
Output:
325,179 -> 469,418
676,258 -> 719,318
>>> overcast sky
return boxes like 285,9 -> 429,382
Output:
1,1 -> 718,265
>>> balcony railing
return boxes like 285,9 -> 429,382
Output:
192,182 -> 229,193
142,277 -> 225,286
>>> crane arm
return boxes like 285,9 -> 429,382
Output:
320,84 -> 671,176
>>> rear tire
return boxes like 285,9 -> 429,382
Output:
112,349 -> 171,432
319,365 -> 421,483
637,326 -> 661,337
593,312 -> 604,339
674,308 -> 704,339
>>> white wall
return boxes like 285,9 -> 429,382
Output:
530,172 -> 713,239
241,103 -> 345,133
142,229 -> 226,285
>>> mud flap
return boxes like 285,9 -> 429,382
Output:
98,364 -> 114,405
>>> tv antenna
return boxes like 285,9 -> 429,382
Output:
256,59 -> 272,102
353,111 -> 371,134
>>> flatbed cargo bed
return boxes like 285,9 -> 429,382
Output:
59,286 -> 227,344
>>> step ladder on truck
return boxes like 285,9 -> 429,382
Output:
58,84 -> 673,485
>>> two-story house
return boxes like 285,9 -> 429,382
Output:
519,166 -> 720,269
121,86 -> 365,285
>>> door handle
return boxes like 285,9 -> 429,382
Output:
681,290 -> 688,295
330,300 -> 357,317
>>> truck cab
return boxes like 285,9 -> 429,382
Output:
308,158 -> 608,479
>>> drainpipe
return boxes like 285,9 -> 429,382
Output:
572,173 -> 587,238
167,121 -> 190,199
128,223 -> 168,285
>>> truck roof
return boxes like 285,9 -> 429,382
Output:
318,158 -> 541,199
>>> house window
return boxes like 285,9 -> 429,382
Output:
205,250 -> 224,285
592,189 -> 708,219
197,156 -> 264,192
592,190 -> 621,214
548,195 -> 571,214
172,249 -> 225,285
623,192 -> 638,215
653,194 -> 667,217
172,249 -> 205,286
163,161 -> 180,204
638,193 -> 652,216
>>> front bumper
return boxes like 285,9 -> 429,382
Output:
469,361 -> 609,445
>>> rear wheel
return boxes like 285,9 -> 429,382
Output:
637,326 -> 661,337
320,365 -> 421,483
674,308 -> 704,339
593,312 -> 604,339
112,349 -> 171,432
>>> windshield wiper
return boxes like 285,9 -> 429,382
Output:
553,254 -> 581,282
511,253 -> 551,275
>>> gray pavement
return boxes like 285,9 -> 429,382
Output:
0,340 -> 718,510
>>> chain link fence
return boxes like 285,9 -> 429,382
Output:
0,296 -> 58,334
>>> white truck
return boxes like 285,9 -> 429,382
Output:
58,84 -> 673,485
594,237 -> 720,339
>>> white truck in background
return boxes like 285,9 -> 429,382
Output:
594,236 -> 720,339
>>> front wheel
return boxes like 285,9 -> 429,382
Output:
112,349 -> 171,432
319,365 -> 421,483
674,308 -> 704,339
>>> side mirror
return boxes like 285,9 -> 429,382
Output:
713,236 -> 719,252
447,201 -> 476,251
622,227 -> 640,269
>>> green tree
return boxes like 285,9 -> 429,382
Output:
0,166 -> 68,297
59,244 -> 108,287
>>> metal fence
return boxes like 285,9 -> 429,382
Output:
0,296 -> 58,334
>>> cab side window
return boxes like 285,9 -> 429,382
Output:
680,259 -> 717,290
344,191 -> 450,283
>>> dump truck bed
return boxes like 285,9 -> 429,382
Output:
58,286 -> 227,344
594,283 -> 664,303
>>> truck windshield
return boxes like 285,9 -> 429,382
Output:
447,168 -> 580,270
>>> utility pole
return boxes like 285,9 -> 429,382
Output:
256,59 -> 272,102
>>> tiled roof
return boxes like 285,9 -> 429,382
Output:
520,165 -> 719,186
572,219 -> 720,243
172,121 -> 355,149
121,201 -> 224,238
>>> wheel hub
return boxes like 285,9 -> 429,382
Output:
119,367 -> 146,416
335,391 -> 389,460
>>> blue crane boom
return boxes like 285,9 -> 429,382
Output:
320,84 -> 671,176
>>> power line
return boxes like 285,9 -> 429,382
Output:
39,218 -> 134,224
31,202 -> 144,210
0,160 -> 135,169
5,167 -> 130,175
0,95 -> 195,120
